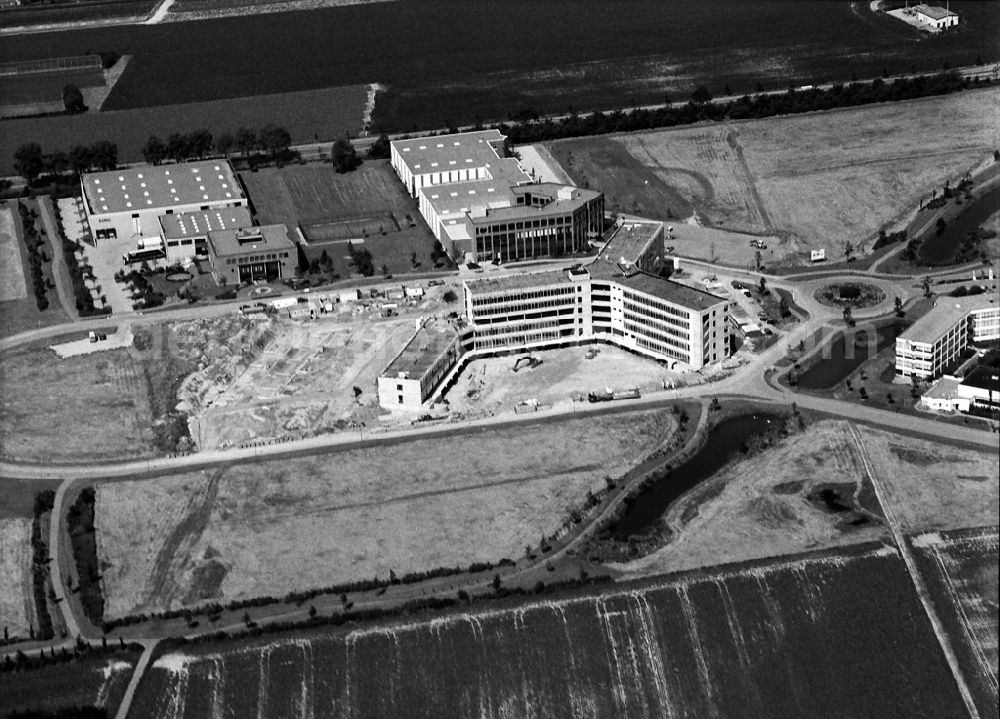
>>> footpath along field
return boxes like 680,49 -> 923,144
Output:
95,409 -> 677,619
129,543 -> 964,719
546,90 -> 1000,264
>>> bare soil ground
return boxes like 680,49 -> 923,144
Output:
863,427 -> 999,532
95,409 -> 676,618
612,420 -> 889,579
182,316 -> 416,449
546,91 -> 1000,266
0,517 -> 32,639
445,344 -> 715,418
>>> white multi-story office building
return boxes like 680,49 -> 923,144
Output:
895,294 -> 1000,379
378,220 -> 729,410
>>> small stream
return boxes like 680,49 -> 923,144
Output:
610,412 -> 783,539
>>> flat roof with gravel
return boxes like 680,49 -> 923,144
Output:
384,320 -> 459,379
207,223 -> 294,258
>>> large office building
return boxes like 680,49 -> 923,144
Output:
378,220 -> 730,410
81,160 -> 247,242
206,224 -> 297,284
158,206 -> 254,264
390,130 -> 604,262
895,294 -> 1000,379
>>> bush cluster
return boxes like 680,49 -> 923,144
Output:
66,488 -> 104,627
1,640 -> 141,676
26,491 -> 57,643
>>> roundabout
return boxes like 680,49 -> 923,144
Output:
814,281 -> 886,310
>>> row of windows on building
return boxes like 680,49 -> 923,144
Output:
624,321 -> 691,354
621,299 -> 691,334
621,288 -> 694,320
475,215 -> 573,235
470,286 -> 575,306
224,251 -> 290,265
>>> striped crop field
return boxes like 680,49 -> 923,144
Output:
128,542 -> 966,719
912,525 -> 999,719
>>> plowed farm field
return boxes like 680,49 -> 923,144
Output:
95,409 -> 676,619
0,651 -> 139,717
913,526 -> 999,719
128,543 -> 965,719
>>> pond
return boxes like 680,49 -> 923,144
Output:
918,184 -> 1000,265
611,412 -> 783,539
796,322 -> 905,390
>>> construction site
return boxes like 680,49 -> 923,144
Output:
180,316 -> 416,449
445,344 -> 728,419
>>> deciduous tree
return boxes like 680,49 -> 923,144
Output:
13,143 -> 43,183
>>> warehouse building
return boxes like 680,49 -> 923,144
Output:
158,206 -> 254,264
895,294 -> 1000,379
391,130 -> 604,262
206,224 -> 296,284
378,220 -> 729,410
81,160 -> 247,243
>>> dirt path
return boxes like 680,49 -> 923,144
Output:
115,639 -> 158,719
849,423 -> 981,719
143,473 -> 221,610
35,197 -> 79,322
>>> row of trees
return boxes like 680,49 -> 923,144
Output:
16,201 -> 53,311
493,71 -> 979,145
141,124 -> 293,165
51,202 -> 111,317
13,140 -> 118,185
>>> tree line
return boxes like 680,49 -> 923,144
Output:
16,201 -> 54,312
13,140 -> 118,185
141,124 -> 293,164
476,71 -> 981,144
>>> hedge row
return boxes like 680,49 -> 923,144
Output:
496,71 -> 980,145
28,491 -> 56,643
100,557 -> 517,633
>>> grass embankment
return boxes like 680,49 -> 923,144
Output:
67,489 -> 104,628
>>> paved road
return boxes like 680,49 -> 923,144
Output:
48,477 -> 83,640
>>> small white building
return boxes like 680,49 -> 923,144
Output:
912,4 -> 959,30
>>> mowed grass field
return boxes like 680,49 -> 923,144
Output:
242,161 -> 438,276
95,409 -> 676,619
0,85 -> 367,175
546,90 -> 1000,265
